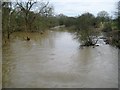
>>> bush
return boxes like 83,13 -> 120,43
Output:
102,23 -> 112,32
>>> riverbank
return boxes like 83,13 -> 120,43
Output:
102,30 -> 120,49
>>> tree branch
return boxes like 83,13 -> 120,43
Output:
28,1 -> 37,11
38,2 -> 49,14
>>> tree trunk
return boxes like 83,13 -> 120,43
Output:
7,32 -> 10,39
7,11 -> 11,39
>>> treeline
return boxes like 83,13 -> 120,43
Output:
55,2 -> 120,48
2,0 -> 120,48
57,11 -> 118,47
2,1 -> 57,39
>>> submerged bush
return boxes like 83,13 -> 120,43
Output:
75,13 -> 99,46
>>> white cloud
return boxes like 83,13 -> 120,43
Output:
49,0 -> 118,3
49,0 -> 119,17
9,0 -> 119,17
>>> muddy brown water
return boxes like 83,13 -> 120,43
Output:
0,31 -> 2,89
2,30 -> 118,88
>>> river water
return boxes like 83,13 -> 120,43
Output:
2,30 -> 118,88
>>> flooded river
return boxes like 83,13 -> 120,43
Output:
2,30 -> 118,88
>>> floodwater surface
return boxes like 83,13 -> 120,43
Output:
0,32 -> 2,89
3,30 -> 118,88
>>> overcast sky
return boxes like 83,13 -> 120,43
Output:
10,0 -> 119,17
48,0 -> 119,17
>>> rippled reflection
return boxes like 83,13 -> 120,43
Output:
3,30 -> 118,88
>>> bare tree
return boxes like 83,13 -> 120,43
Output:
97,11 -> 109,25
2,2 -> 15,39
16,0 -> 53,40
118,1 -> 120,29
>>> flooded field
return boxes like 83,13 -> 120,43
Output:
2,30 -> 118,88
